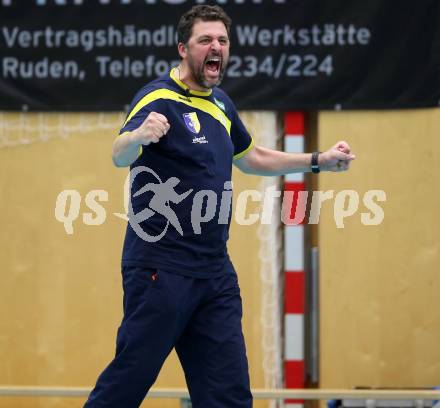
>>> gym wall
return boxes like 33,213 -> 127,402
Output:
318,109 -> 440,389
0,111 -> 277,408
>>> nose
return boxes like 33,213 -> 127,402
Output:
210,39 -> 221,52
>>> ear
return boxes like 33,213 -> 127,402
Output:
177,42 -> 187,59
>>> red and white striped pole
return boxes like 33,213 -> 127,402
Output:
283,111 -> 306,408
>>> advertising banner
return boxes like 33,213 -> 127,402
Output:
0,0 -> 439,110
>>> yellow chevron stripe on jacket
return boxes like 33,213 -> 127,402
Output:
123,89 -> 232,136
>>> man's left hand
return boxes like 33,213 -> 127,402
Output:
319,141 -> 356,172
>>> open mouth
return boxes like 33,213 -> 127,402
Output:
204,56 -> 221,73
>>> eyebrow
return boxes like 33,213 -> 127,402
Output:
197,35 -> 229,41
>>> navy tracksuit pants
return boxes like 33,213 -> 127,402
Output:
84,266 -> 253,408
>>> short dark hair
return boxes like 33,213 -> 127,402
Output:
177,5 -> 232,44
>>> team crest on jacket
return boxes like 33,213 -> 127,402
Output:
183,112 -> 201,134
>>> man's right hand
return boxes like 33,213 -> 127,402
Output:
112,112 -> 170,167
131,112 -> 171,146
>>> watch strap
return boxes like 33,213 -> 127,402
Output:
311,151 -> 320,173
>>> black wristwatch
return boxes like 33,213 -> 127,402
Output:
311,151 -> 320,173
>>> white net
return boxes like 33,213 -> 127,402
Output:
252,112 -> 284,408
0,111 -> 125,148
258,189 -> 284,408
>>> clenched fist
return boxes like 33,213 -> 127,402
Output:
319,141 -> 356,172
132,112 -> 170,146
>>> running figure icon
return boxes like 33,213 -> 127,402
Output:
127,166 -> 193,242
133,176 -> 193,236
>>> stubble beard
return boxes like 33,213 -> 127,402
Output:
187,54 -> 228,89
